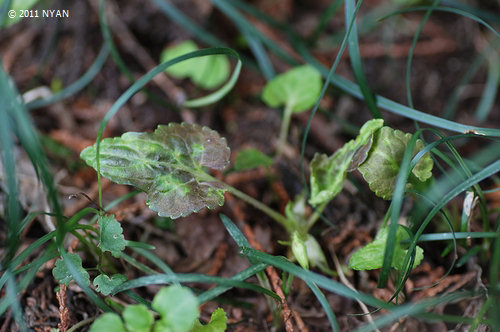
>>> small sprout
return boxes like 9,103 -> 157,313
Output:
81,123 -> 231,219
357,126 -> 433,200
98,215 -> 126,257
161,40 -> 230,89
233,147 -> 273,171
93,273 -> 127,295
52,253 -> 90,286
261,65 -> 322,155
349,225 -> 424,271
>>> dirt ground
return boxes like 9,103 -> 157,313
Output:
1,0 -> 499,331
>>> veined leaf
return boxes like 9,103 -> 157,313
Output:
262,65 -> 322,113
349,225 -> 424,271
98,215 -> 126,257
160,40 -> 230,89
357,126 -> 433,200
52,253 -> 90,286
309,119 -> 383,206
81,123 -> 230,219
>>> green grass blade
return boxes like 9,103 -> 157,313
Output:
417,232 -> 498,241
354,291 -> 477,331
240,247 -> 389,309
25,45 -> 110,109
112,273 -> 280,301
378,131 -> 423,288
475,53 -> 499,122
197,263 -> 269,303
183,58 -> 242,107
345,0 -> 381,118
151,0 -> 223,46
404,0 -> 440,109
0,0 -> 12,28
307,281 -> 340,332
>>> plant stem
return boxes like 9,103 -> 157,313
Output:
305,201 -> 328,231
225,185 -> 292,232
276,104 -> 293,157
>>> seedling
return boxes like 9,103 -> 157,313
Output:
161,40 -> 230,90
88,285 -> 228,332
261,65 -> 322,156
79,119 -> 433,275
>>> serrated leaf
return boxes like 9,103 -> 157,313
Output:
262,65 -> 322,113
233,148 -> 273,171
81,123 -> 230,219
192,308 -> 228,332
93,273 -> 127,295
52,253 -> 90,286
98,215 -> 126,257
349,225 -> 424,271
152,285 -> 199,332
123,304 -> 154,332
357,126 -> 434,200
309,119 -> 383,206
89,313 -> 126,332
160,40 -> 230,89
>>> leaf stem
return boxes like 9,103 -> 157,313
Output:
276,104 -> 293,157
224,184 -> 292,232
305,201 -> 329,231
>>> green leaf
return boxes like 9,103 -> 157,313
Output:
357,126 -> 434,200
93,273 -> 127,295
233,148 -> 273,171
160,40 -> 230,89
98,215 -> 126,257
309,119 -> 383,206
89,313 -> 126,332
52,253 -> 90,286
291,231 -> 309,270
262,65 -> 322,112
192,308 -> 228,332
349,225 -> 424,271
81,123 -> 231,219
123,304 -> 154,332
152,285 -> 199,332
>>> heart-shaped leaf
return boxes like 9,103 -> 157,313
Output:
89,313 -> 126,332
160,40 -> 230,89
262,65 -> 322,113
81,123 -> 230,219
93,273 -> 127,295
309,119 -> 383,206
123,304 -> 154,332
152,285 -> 199,332
52,253 -> 90,286
357,126 -> 434,200
98,215 -> 126,257
349,225 -> 424,270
